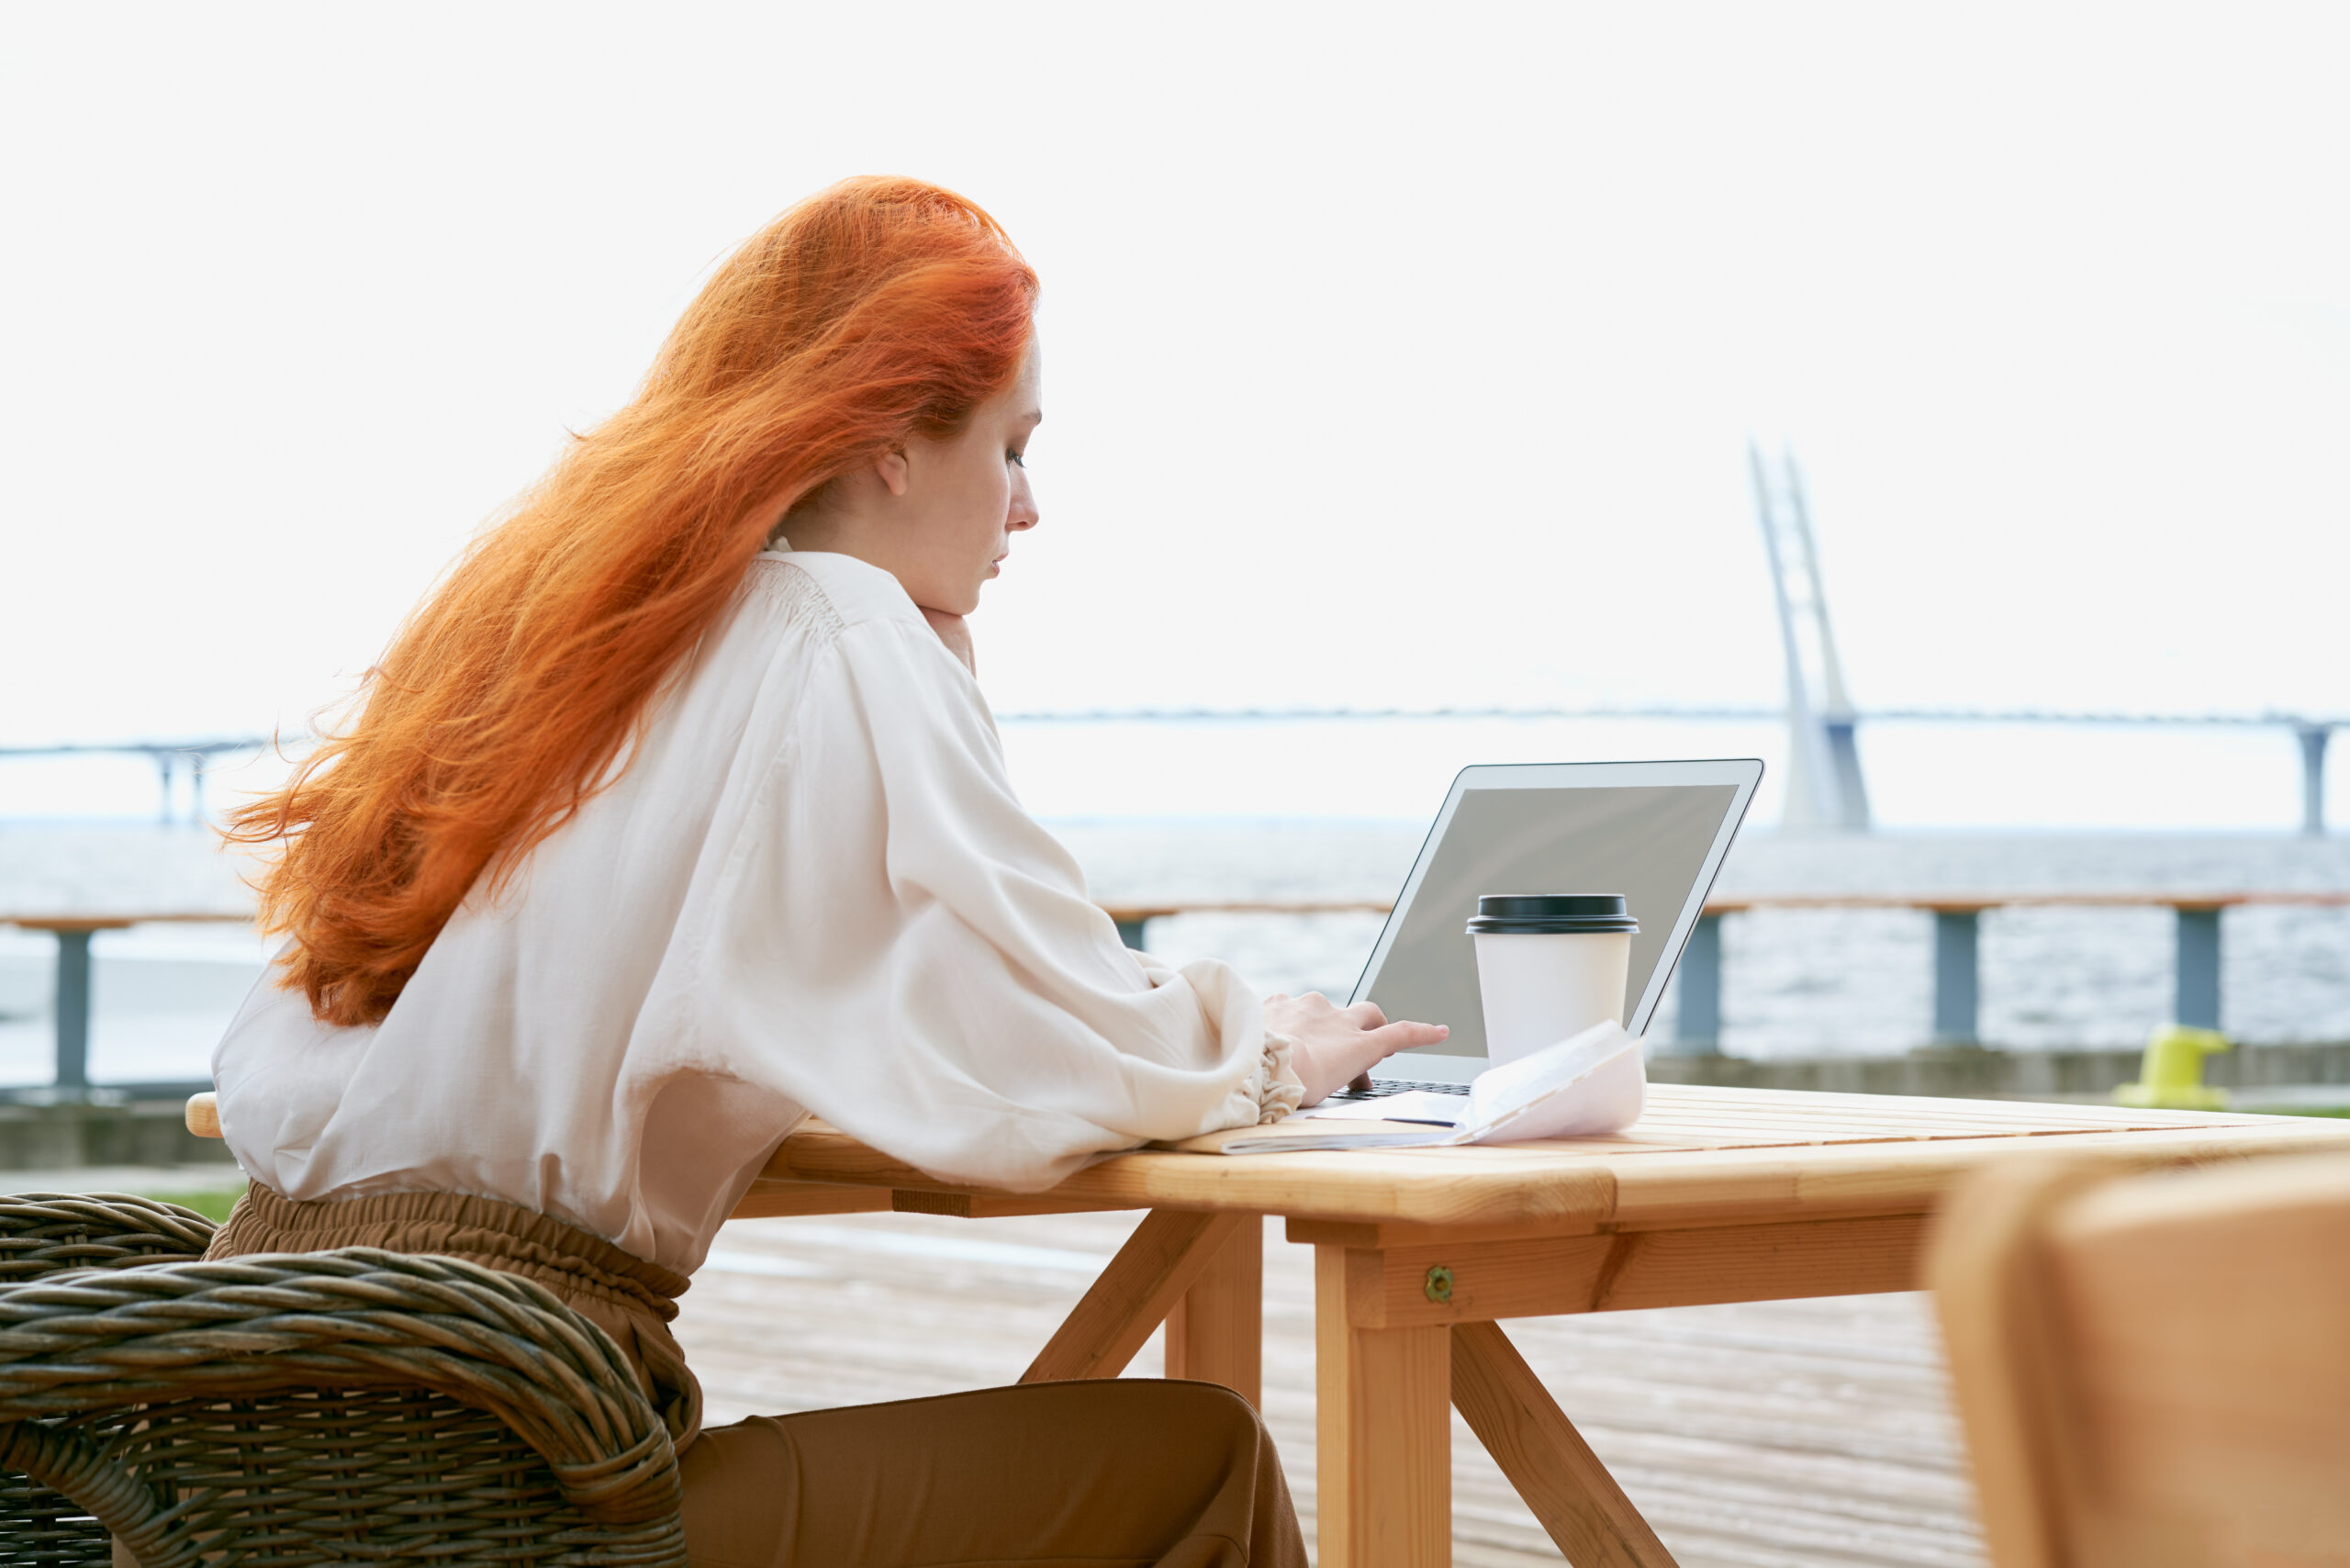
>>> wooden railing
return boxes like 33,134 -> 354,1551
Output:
1105,890 -> 2350,1055
2,913 -> 249,1102
11,888 -> 2349,1099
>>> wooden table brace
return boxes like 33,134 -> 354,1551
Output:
1451,1319 -> 1679,1568
1020,1209 -> 1259,1400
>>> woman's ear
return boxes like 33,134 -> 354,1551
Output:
875,448 -> 911,498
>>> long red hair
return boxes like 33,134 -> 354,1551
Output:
226,176 -> 1038,1026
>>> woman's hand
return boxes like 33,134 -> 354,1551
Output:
1264,991 -> 1449,1106
920,606 -> 976,675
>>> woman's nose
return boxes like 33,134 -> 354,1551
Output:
1008,476 -> 1039,532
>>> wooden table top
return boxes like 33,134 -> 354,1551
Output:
755,1083 -> 2350,1238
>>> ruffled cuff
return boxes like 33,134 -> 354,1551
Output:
1252,1029 -> 1306,1125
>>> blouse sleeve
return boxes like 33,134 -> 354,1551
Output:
689,614 -> 1304,1193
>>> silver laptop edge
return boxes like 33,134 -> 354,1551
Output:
1349,757 -> 1763,1085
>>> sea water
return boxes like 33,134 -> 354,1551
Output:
6,821 -> 2350,1087
1061,821 -> 2350,1056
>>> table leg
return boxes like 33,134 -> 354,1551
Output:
1450,1320 -> 1680,1568
1022,1209 -> 1249,1384
1162,1214 -> 1262,1405
1315,1246 -> 1451,1568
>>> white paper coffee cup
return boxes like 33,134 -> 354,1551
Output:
1467,894 -> 1639,1067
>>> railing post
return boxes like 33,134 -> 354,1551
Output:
2299,724 -> 2329,837
52,928 -> 94,1092
1671,912 -> 1723,1054
1115,917 -> 1149,952
1932,909 -> 1981,1046
2176,906 -> 2221,1031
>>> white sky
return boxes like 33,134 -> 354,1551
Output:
4,4 -> 2347,827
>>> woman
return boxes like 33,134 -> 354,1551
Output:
212,176 -> 1444,1566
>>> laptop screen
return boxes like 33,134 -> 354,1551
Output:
1352,772 -> 1748,1062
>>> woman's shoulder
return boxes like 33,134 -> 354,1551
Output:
744,549 -> 926,639
722,552 -> 979,732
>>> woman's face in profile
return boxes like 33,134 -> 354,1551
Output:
890,342 -> 1043,616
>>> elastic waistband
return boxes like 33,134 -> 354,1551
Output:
207,1182 -> 689,1325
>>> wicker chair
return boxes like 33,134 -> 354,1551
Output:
0,1197 -> 687,1567
1,1193 -> 220,1562
0,1193 -> 218,1284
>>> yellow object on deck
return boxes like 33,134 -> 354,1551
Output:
2114,1024 -> 2232,1110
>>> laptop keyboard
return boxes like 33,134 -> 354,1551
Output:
1326,1078 -> 1472,1101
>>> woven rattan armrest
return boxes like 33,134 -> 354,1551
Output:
0,1193 -> 220,1562
0,1246 -> 685,1567
0,1193 -> 218,1282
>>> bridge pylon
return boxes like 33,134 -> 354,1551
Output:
1751,443 -> 1870,832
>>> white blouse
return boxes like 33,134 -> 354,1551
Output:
212,549 -> 1302,1275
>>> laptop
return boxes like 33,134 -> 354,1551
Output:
1330,757 -> 1762,1100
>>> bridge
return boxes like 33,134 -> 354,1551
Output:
0,736 -> 270,826
996,445 -> 2342,834
5,449 -> 2336,833
6,703 -> 2334,834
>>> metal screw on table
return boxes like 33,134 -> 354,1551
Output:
1423,1264 -> 1453,1304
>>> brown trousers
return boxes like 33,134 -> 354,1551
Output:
207,1186 -> 1305,1568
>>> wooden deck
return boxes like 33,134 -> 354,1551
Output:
679,1207 -> 1982,1568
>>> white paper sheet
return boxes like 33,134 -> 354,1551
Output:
1291,1090 -> 1467,1126
1212,1023 -> 1645,1153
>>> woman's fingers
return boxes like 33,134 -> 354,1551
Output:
1328,1018 -> 1448,1077
1317,1018 -> 1449,1094
1267,990 -> 1450,1104
1365,1019 -> 1449,1057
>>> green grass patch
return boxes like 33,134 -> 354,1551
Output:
2247,1103 -> 2350,1119
136,1183 -> 248,1223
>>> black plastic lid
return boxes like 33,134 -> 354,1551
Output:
1464,893 -> 1639,935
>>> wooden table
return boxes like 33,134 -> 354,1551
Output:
736,1084 -> 2350,1568
185,1081 -> 2350,1563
